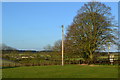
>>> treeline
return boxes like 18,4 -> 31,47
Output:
1,50 -> 56,54
2,50 -> 120,55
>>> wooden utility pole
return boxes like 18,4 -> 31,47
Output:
62,25 -> 64,66
108,44 -> 110,61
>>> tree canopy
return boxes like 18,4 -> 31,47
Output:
64,2 -> 118,63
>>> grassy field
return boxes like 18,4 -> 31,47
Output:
2,64 -> 118,78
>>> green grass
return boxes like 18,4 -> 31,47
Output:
2,59 -> 19,66
2,60 -> 14,64
98,56 -> 118,60
0,58 -> 15,67
2,64 -> 118,78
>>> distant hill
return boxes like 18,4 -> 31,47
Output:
0,44 -> 16,50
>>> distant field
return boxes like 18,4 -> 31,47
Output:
98,56 -> 118,60
2,65 -> 118,78
0,58 -> 14,64
1,58 -> 21,68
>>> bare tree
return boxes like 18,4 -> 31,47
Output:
52,40 -> 62,52
43,44 -> 52,51
65,2 -> 118,63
